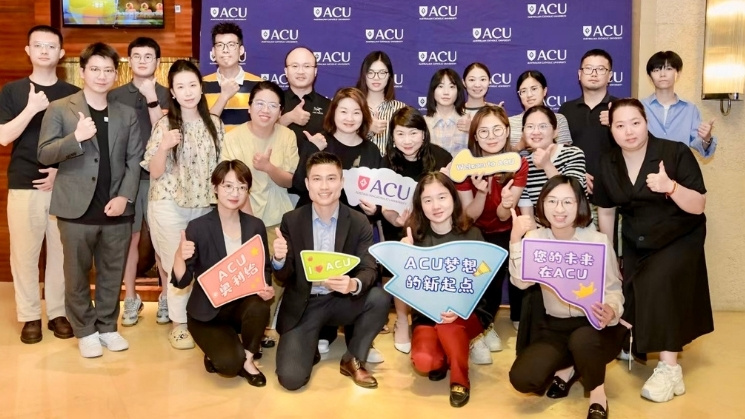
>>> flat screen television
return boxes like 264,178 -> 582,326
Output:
61,0 -> 164,27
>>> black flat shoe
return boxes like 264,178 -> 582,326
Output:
313,349 -> 321,366
587,402 -> 608,419
261,335 -> 276,348
239,368 -> 267,387
254,346 -> 263,360
546,374 -> 578,399
204,355 -> 217,373
428,364 -> 448,382
449,384 -> 470,407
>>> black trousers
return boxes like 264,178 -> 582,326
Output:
510,316 -> 626,394
187,295 -> 269,377
480,231 -> 524,325
276,287 -> 390,391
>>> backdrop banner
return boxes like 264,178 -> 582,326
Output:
199,1 -> 631,116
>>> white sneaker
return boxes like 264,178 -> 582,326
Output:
617,350 -> 632,361
483,323 -> 503,352
79,332 -> 103,358
156,294 -> 170,324
318,339 -> 330,354
366,346 -> 384,363
99,331 -> 129,352
121,294 -> 143,326
469,335 -> 493,365
641,361 -> 685,402
169,324 -> 195,350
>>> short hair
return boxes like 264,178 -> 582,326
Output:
468,105 -> 511,158
248,81 -> 286,111
522,105 -> 558,131
80,42 -> 120,69
535,175 -> 592,228
385,106 -> 437,173
305,151 -> 343,177
211,22 -> 243,44
608,98 -> 647,125
212,160 -> 253,191
462,62 -> 491,81
646,51 -> 683,76
27,25 -> 63,46
405,172 -> 472,242
580,48 -> 613,70
355,51 -> 396,102
127,37 -> 161,58
323,87 -> 372,139
426,68 -> 466,117
284,46 -> 317,67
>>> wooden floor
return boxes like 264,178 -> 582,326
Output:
0,282 -> 740,419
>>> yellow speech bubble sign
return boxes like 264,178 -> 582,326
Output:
448,150 -> 522,183
300,250 -> 361,282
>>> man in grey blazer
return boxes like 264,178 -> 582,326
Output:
38,42 -> 142,358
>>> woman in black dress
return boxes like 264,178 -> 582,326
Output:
593,98 -> 713,403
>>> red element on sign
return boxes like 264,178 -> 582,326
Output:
308,256 -> 313,261
315,265 -> 323,273
358,176 -> 370,190
197,234 -> 266,308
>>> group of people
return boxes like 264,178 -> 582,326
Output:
0,22 -> 715,417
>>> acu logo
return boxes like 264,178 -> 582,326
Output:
210,7 -> 247,19
527,3 -> 567,15
528,49 -> 567,61
419,51 -> 457,63
419,5 -> 457,17
360,177 -> 413,200
316,51 -> 351,63
314,6 -> 351,18
261,73 -> 287,85
490,73 -> 512,85
262,29 -> 299,41
366,29 -> 404,41
473,27 -> 512,40
583,25 -> 623,37
418,97 -> 427,107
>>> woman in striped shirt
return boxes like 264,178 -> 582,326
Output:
355,51 -> 406,156
508,70 -> 573,150
517,105 -> 586,219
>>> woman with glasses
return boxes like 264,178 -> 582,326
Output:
509,175 -> 626,419
594,99 -> 712,404
172,160 -> 274,388
142,59 -> 225,350
517,105 -> 586,219
641,51 -> 716,158
455,105 -> 528,362
221,81 -> 299,349
355,51 -> 406,155
508,70 -> 573,149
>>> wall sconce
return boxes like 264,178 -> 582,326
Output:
702,0 -> 745,115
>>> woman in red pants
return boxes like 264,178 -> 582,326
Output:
402,172 -> 484,407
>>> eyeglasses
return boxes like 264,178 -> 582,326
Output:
130,53 -> 155,63
214,42 -> 241,51
86,66 -> 117,77
366,70 -> 389,79
476,125 -> 506,139
287,63 -> 316,71
31,42 -> 60,51
524,123 -> 552,132
544,198 -> 577,208
580,66 -> 609,75
517,86 -> 541,97
220,183 -> 249,194
252,100 -> 280,111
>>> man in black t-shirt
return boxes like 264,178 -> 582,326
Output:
38,43 -> 142,358
0,25 -> 79,345
108,37 -> 170,328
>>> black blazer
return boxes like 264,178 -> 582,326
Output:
171,209 -> 271,322
274,203 -> 377,334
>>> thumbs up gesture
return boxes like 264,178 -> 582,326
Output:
178,230 -> 195,261
533,143 -> 557,170
74,112 -> 97,143
159,128 -> 182,150
273,227 -> 288,261
456,113 -> 472,133
303,130 -> 327,151
253,148 -> 273,172
401,226 -> 415,245
646,160 -> 674,194
290,98 -> 311,126
698,118 -> 715,143
500,179 -> 516,209
509,208 -> 537,243
599,102 -> 612,126
27,83 -> 49,114
369,110 -> 387,135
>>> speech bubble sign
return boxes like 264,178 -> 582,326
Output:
300,250 -> 361,282
369,240 -> 507,323
343,167 -> 418,213
197,234 -> 267,308
521,238 -> 607,330
448,150 -> 522,183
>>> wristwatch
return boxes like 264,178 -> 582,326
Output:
147,100 -> 160,108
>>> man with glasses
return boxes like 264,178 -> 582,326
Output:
0,25 -> 79,345
204,22 -> 263,132
38,42 -> 142,358
558,49 -> 618,193
108,37 -> 170,328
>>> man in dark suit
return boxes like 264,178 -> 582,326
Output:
272,151 -> 389,390
38,42 -> 142,358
